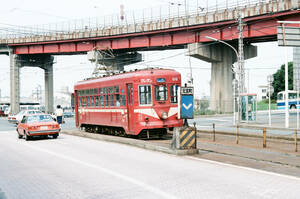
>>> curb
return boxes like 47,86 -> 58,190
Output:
61,130 -> 198,156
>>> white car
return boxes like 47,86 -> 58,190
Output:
8,110 -> 42,124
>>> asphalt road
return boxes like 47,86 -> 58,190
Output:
0,117 -> 76,132
1,128 -> 300,198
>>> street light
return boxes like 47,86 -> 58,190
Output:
205,35 -> 241,125
205,36 -> 239,58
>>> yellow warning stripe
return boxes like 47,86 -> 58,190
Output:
181,131 -> 194,147
179,130 -> 188,139
186,136 -> 195,147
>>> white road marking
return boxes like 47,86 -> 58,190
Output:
186,156 -> 300,182
21,142 -> 178,199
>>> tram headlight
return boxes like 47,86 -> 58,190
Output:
161,112 -> 168,120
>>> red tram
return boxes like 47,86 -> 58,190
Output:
74,68 -> 183,137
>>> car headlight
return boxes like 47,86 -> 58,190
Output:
161,112 -> 168,120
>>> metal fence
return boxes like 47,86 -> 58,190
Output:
0,0 -> 273,39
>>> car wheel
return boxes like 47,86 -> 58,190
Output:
18,134 -> 23,139
53,134 -> 58,139
25,133 -> 31,141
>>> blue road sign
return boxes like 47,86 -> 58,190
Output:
181,87 -> 194,119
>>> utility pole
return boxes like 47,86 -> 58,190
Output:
32,85 -> 42,102
238,15 -> 245,93
237,15 -> 245,124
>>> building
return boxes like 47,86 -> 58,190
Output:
257,85 -> 268,101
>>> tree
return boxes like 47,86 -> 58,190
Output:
271,62 -> 293,100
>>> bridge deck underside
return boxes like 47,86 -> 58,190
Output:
7,11 -> 300,55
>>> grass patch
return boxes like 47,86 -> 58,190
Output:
257,101 -> 277,110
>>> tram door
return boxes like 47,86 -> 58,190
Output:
126,83 -> 134,133
75,91 -> 79,127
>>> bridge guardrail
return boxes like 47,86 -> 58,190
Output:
0,0 -> 291,41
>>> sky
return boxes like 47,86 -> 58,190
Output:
0,0 -> 294,99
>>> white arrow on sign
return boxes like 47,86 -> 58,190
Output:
182,103 -> 192,110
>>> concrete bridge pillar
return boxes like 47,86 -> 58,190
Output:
188,42 -> 257,113
9,53 -> 54,114
9,51 -> 22,114
44,63 -> 54,114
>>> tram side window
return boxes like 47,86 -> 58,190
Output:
170,85 -> 179,103
79,97 -> 82,107
104,87 -> 108,107
109,87 -> 113,94
91,96 -> 95,107
155,85 -> 168,101
100,95 -> 104,107
95,96 -> 99,107
105,95 -> 109,107
114,86 -> 120,107
110,95 -> 114,106
87,97 -> 91,107
120,95 -> 126,106
115,94 -> 120,107
82,97 -> 87,107
99,88 -> 103,107
139,85 -> 152,105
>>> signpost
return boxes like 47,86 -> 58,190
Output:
180,86 -> 194,126
171,85 -> 197,153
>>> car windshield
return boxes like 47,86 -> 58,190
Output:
27,115 -> 53,123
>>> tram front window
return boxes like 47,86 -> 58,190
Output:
155,85 -> 168,101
